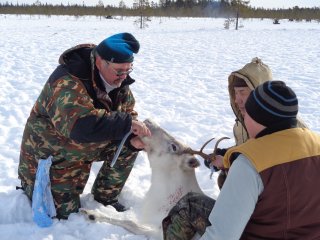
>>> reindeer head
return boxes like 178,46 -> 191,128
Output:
141,119 -> 200,171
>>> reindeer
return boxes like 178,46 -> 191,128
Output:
81,119 -> 228,239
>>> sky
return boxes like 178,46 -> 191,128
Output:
249,0 -> 319,9
1,0 -> 319,8
0,14 -> 320,240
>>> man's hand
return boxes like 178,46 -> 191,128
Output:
204,147 -> 227,169
131,120 -> 151,137
129,120 -> 151,150
212,155 -> 224,169
130,136 -> 145,149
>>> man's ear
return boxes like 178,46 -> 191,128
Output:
95,55 -> 103,71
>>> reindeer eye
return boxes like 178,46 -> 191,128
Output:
171,144 -> 177,152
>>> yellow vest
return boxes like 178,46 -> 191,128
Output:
223,128 -> 320,172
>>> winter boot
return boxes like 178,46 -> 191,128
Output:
94,196 -> 128,212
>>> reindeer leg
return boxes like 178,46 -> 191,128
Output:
80,209 -> 157,237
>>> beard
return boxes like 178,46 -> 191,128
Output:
112,77 -> 124,88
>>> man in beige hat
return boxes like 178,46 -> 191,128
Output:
228,57 -> 274,145
207,57 -> 307,188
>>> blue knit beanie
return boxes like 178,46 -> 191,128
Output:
95,32 -> 140,63
245,81 -> 298,127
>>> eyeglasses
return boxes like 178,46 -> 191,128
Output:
106,61 -> 133,77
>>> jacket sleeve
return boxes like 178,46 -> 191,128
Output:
45,76 -> 132,143
200,155 -> 264,240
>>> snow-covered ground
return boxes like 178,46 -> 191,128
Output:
0,15 -> 319,239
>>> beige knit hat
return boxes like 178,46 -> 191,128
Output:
228,57 -> 273,124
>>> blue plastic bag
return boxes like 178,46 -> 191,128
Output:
32,156 -> 56,227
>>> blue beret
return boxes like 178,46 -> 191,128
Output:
95,32 -> 140,63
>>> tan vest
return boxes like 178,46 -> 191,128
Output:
224,128 -> 320,239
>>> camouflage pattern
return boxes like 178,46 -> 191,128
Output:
162,192 -> 215,240
18,44 -> 139,219
91,144 -> 138,204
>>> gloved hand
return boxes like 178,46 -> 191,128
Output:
204,154 -> 215,169
215,148 -> 227,156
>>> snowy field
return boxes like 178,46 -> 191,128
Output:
0,14 -> 319,239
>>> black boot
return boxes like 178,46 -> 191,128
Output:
94,196 -> 128,212
109,201 -> 128,212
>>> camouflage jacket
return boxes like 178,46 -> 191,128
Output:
19,44 -> 138,192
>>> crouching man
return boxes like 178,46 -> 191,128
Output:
18,32 -> 150,220
163,81 -> 320,239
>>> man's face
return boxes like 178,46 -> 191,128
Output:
96,56 -> 133,88
234,86 -> 251,116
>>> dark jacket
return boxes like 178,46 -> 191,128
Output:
18,44 -> 137,194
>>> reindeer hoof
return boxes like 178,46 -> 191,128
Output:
80,209 -> 96,221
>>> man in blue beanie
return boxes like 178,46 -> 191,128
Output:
18,32 -> 151,220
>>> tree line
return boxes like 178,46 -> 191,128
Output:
0,0 -> 319,20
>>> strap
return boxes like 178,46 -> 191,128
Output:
110,130 -> 133,167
